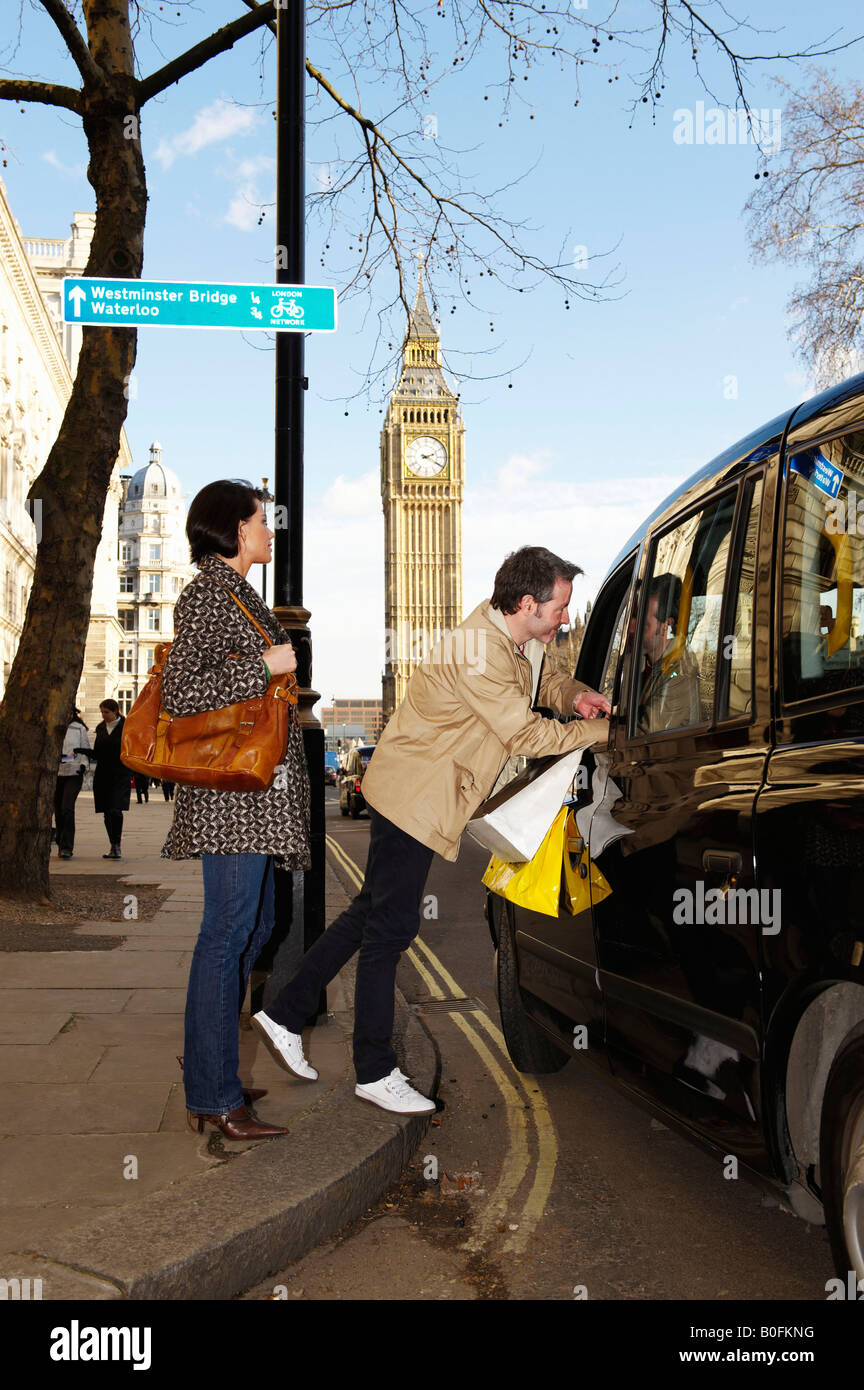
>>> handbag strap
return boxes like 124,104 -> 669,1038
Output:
211,578 -> 275,649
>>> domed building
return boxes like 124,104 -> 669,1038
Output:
116,442 -> 194,710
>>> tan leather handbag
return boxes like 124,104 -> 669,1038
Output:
121,584 -> 298,792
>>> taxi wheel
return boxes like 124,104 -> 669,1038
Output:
820,1022 -> 864,1282
349,798 -> 360,819
496,899 -> 569,1075
340,799 -> 349,817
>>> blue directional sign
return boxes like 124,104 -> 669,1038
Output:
63,277 -> 337,333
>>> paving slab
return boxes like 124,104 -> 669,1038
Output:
0,990 -> 132,1014
1,1083 -> 170,1136
0,1014 -> 72,1045
117,936 -> 197,952
0,1254 -> 124,1300
0,1040 -> 105,1082
62,1014 -> 184,1044
122,989 -> 186,1013
87,1044 -> 191,1083
0,1133 -> 222,1205
0,953 -> 189,988
0,1205 -> 114,1253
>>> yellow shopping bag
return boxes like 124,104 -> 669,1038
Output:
562,809 -> 613,915
482,807 -> 569,917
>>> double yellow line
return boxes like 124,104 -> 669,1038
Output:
325,832 -> 558,1256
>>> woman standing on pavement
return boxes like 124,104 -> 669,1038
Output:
54,708 -> 91,859
93,699 -> 131,859
161,479 -> 312,1142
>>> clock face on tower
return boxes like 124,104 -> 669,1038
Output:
405,435 -> 447,478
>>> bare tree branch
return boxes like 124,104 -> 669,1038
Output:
40,0 -> 104,87
0,77 -> 81,111
138,3 -> 276,104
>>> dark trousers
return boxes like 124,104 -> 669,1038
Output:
104,810 -> 123,848
267,807 -> 434,1083
54,772 -> 84,853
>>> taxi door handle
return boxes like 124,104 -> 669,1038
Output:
702,850 -> 742,877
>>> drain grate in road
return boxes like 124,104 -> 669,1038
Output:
411,996 -> 488,1014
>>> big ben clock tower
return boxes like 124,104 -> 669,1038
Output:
381,272 -> 465,720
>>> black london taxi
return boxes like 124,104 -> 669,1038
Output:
488,370 -> 864,1282
338,744 -> 376,818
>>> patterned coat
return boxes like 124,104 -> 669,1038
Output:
159,553 -> 310,870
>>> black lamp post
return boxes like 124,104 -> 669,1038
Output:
258,0 -> 326,1017
259,476 -> 273,601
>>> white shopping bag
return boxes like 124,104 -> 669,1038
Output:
574,751 -> 633,857
466,748 -> 585,863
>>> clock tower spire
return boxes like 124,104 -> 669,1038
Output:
381,271 -> 465,721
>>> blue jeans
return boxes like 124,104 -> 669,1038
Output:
184,853 -> 275,1114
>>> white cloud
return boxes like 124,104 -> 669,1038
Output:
497,452 -> 546,494
42,150 -> 85,179
154,99 -> 259,169
222,154 -> 275,230
321,470 -> 378,517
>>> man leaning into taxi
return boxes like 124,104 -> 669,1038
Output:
253,546 -> 611,1116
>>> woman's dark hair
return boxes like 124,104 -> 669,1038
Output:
491,546 -> 582,614
72,707 -> 88,730
186,479 -> 264,565
100,699 -> 120,716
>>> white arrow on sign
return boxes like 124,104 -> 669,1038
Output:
68,286 -> 87,318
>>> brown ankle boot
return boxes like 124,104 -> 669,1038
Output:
186,1104 -> 287,1140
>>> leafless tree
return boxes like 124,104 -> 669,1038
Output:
0,1 -> 857,897
747,67 -> 864,387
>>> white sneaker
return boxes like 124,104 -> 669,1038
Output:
251,1010 -> 318,1081
355,1067 -> 435,1115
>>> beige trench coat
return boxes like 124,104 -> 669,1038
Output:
362,600 -> 609,860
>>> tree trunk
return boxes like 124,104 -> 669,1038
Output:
0,6 -> 145,899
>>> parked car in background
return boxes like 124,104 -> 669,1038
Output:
324,764 -> 337,786
487,370 -> 864,1281
338,745 -> 376,818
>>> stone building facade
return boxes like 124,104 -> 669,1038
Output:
0,182 -> 130,726
116,443 -> 194,711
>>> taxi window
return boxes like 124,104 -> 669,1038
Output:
634,491 -> 737,737
783,432 -> 864,703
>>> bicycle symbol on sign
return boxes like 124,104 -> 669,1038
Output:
271,297 -> 305,321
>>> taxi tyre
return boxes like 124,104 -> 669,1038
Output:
820,1021 -> 864,1282
349,796 -> 361,819
495,898 -> 570,1075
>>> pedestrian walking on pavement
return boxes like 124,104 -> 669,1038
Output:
93,699 -> 132,860
161,479 -> 310,1142
253,546 -> 611,1116
54,708 -> 91,859
161,779 -> 175,801
134,772 -> 150,804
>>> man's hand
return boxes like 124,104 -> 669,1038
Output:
573,689 -> 612,719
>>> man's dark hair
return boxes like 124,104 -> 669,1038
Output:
186,479 -> 265,565
647,572 -> 683,626
491,546 -> 582,614
100,699 -> 120,716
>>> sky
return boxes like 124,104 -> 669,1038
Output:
2,0 -> 864,711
